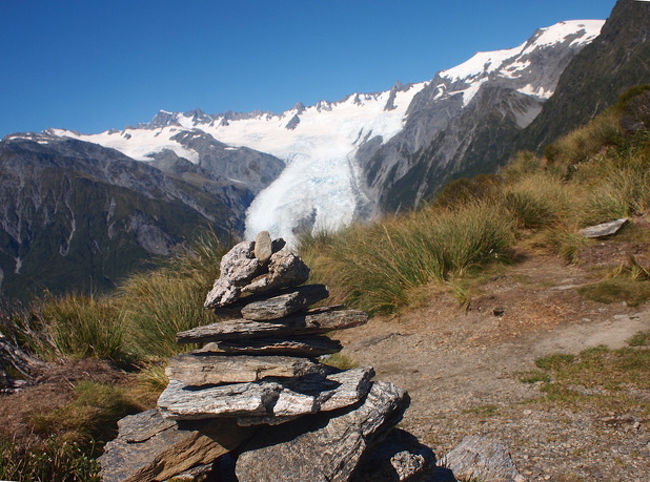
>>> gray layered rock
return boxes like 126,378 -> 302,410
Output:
177,307 -> 368,344
204,242 -> 309,309
580,218 -> 628,238
195,336 -> 342,356
441,435 -> 525,482
235,381 -> 409,482
243,249 -> 310,294
353,429 -> 435,481
99,409 -> 250,482
166,353 -> 327,386
241,284 -> 329,320
254,230 -> 273,263
158,367 -> 374,422
204,241 -> 260,309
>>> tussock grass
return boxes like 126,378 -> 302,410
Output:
39,294 -> 126,362
119,230 -> 229,358
301,202 -> 514,314
504,173 -> 574,229
29,381 -> 144,443
578,256 -> 650,307
544,108 -> 622,170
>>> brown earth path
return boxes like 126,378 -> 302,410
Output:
335,254 -> 650,481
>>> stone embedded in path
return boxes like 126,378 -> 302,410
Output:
241,284 -> 329,321
579,218 -> 628,238
166,353 -> 327,387
158,367 -> 374,422
204,242 -> 309,309
254,231 -> 273,263
196,336 -> 343,356
441,435 -> 525,482
99,409 -> 250,482
177,307 -> 368,344
234,381 -> 409,482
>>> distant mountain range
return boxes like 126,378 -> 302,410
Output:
34,20 -> 604,241
2,0 -> 648,300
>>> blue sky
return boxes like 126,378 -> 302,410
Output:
0,0 -> 616,137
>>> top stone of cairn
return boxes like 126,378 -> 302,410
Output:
204,234 -> 308,310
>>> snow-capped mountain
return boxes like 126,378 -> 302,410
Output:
43,20 -> 603,244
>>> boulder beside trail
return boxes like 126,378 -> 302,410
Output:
579,218 -> 628,238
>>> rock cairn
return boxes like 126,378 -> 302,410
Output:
100,232 -> 416,482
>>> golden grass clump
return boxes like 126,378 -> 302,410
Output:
300,202 -> 515,314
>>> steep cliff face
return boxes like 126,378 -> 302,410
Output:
513,0 -> 650,155
0,135 -> 247,299
358,20 -> 603,212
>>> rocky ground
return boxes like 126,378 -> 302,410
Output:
336,245 -> 650,481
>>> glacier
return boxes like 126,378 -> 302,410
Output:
45,19 -> 604,246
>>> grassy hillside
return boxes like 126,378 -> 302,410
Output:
298,86 -> 650,314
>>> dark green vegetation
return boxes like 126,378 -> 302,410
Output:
300,86 -> 650,314
520,332 -> 650,413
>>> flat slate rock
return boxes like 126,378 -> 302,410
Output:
241,284 -> 329,321
177,307 -> 368,344
158,367 -> 374,423
441,435 -> 525,482
235,380 -> 409,482
195,336 -> 342,356
580,218 -> 628,238
166,353 -> 327,386
99,409 -> 250,482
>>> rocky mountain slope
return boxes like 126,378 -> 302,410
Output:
359,20 -> 604,212
513,0 -> 650,154
0,133 -> 280,299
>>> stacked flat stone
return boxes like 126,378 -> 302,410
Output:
100,232 -> 418,482
157,231 -> 375,426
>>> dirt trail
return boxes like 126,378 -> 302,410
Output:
334,254 -> 650,481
